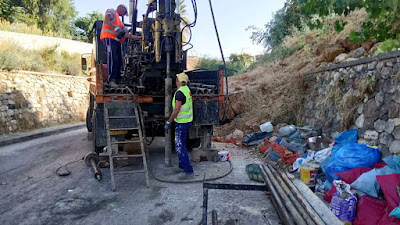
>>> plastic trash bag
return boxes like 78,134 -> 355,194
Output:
351,155 -> 400,198
325,143 -> 380,182
278,125 -> 296,137
353,196 -> 387,225
331,129 -> 358,156
314,147 -> 332,163
329,180 -> 357,223
242,131 -> 272,146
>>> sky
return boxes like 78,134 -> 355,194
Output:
74,0 -> 285,58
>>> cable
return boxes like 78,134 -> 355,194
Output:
208,0 -> 229,123
148,159 -> 234,184
56,158 -> 83,176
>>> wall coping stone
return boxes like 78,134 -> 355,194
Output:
305,50 -> 400,75
1,70 -> 88,80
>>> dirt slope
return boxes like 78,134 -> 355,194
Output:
217,10 -> 370,137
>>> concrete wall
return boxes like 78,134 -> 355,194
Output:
0,71 -> 89,134
0,31 -> 92,54
303,51 -> 400,156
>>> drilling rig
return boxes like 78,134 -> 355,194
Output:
82,0 -> 227,190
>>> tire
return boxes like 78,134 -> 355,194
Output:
86,94 -> 94,132
86,109 -> 93,132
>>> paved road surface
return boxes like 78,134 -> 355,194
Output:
0,128 -> 280,225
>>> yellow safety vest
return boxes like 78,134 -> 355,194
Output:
172,86 -> 193,123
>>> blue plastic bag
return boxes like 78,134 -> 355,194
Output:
331,129 -> 358,156
325,143 -> 381,182
351,155 -> 400,198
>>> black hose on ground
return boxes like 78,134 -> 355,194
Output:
148,159 -> 233,184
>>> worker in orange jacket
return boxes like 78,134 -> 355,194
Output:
100,4 -> 141,88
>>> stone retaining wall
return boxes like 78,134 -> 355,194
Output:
0,71 -> 89,134
303,51 -> 400,156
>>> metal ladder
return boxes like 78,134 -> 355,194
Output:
104,100 -> 149,191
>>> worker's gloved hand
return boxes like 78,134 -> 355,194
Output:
115,27 -> 126,40
164,121 -> 171,134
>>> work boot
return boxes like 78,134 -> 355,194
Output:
172,166 -> 183,173
108,80 -> 119,88
178,172 -> 194,180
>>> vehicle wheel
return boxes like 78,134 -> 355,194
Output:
86,109 -> 93,132
86,94 -> 94,132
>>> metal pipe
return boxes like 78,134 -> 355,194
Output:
258,165 -> 295,225
202,187 -> 209,225
122,89 -> 129,94
164,52 -> 172,167
116,89 -> 122,94
212,210 -> 218,225
263,165 -> 307,225
280,169 -> 325,225
90,158 -> 102,181
109,88 -> 116,94
267,164 -> 316,225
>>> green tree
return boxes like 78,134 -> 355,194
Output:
229,53 -> 254,67
299,0 -> 400,44
74,11 -> 103,41
0,0 -> 76,37
247,0 -> 304,50
178,0 -> 191,42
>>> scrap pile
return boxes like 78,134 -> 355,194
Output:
219,122 -> 400,224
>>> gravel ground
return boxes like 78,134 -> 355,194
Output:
0,128 -> 280,225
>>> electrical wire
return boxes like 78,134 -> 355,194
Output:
148,160 -> 233,184
56,158 -> 83,176
208,0 -> 229,122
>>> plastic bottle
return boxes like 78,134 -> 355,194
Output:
260,122 -> 273,133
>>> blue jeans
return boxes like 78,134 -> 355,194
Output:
175,122 -> 193,174
104,38 -> 122,82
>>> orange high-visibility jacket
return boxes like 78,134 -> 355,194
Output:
100,10 -> 125,43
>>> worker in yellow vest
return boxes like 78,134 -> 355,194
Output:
165,73 -> 194,179
100,4 -> 141,88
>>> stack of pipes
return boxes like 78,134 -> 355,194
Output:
258,164 -> 342,225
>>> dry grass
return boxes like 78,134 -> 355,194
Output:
339,78 -> 374,129
0,42 -> 81,75
216,9 -> 369,137
0,20 -> 71,38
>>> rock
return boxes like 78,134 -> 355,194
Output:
364,118 -> 375,129
374,120 -> 386,132
6,109 -> 14,116
0,106 -> 8,112
389,102 -> 400,118
384,79 -> 397,94
369,42 -> 381,55
389,140 -> 400,154
232,129 -> 244,140
352,47 -> 366,58
364,130 -> 379,140
394,92 -> 400,104
368,61 -> 378,70
375,92 -> 384,107
324,45 -> 346,62
358,139 -> 369,144
394,118 -> 400,127
393,127 -> 400,139
380,67 -> 392,80
362,41 -> 373,51
363,99 -> 376,118
380,132 -> 394,146
357,104 -> 364,114
386,119 -> 395,133
333,72 -> 340,81
340,37 -> 362,51
7,99 -> 15,105
355,114 -> 365,128
334,53 -> 348,64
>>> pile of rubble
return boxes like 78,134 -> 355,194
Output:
217,122 -> 400,224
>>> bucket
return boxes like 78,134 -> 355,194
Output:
218,150 -> 230,161
300,163 -> 320,186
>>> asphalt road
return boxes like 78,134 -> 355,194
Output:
0,128 -> 280,225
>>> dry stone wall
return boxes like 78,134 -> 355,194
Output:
303,51 -> 400,157
0,71 -> 89,134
